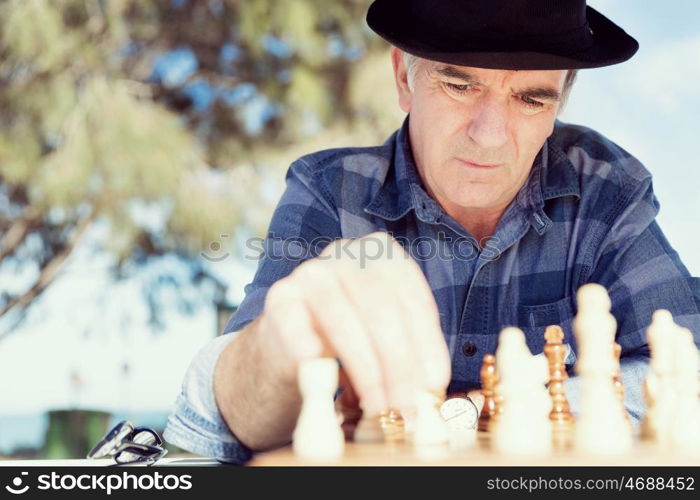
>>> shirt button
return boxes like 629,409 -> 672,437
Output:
462,342 -> 477,357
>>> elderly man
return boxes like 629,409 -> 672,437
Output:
164,0 -> 700,464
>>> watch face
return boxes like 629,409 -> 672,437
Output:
439,398 -> 478,429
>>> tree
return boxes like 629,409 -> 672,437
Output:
0,0 -> 403,338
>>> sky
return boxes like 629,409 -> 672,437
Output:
0,1 -> 698,445
562,0 -> 700,277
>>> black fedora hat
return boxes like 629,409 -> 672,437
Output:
367,0 -> 639,70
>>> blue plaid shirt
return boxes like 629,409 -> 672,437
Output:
164,119 -> 700,464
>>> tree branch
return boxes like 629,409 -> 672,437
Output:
0,206 -> 41,263
0,212 -> 96,340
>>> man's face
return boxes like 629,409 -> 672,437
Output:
392,49 -> 567,215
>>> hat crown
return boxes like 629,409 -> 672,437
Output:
409,0 -> 588,38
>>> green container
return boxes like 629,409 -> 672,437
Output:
43,409 -> 111,459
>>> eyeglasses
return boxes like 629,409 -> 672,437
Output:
87,420 -> 168,465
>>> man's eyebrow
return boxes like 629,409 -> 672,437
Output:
517,86 -> 562,102
434,65 -> 562,101
434,65 -> 481,84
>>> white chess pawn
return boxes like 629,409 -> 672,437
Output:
292,358 -> 345,462
353,408 -> 385,443
401,407 -> 417,442
413,391 -> 449,461
413,391 -> 449,446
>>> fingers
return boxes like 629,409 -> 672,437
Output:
359,233 -> 451,392
293,261 -> 387,412
263,277 -> 325,380
332,233 -> 450,409
332,261 -> 420,412
262,232 -> 451,414
387,255 -> 452,392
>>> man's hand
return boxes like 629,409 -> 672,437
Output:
258,231 -> 451,412
214,232 -> 451,450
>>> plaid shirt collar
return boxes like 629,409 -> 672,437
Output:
364,118 -> 581,237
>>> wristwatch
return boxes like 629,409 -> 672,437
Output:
439,396 -> 479,430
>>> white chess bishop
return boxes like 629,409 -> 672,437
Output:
492,327 -> 552,456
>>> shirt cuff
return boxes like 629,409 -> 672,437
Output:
163,332 -> 253,465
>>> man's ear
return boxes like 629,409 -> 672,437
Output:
391,47 -> 412,114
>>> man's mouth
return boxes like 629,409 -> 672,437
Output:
456,158 -> 502,169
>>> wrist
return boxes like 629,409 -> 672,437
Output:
252,313 -> 299,386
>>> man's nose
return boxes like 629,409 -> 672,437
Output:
466,95 -> 509,149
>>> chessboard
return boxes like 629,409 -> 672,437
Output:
252,284 -> 700,467
250,433 -> 699,466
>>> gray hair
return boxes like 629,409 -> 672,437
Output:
402,51 -> 577,108
403,52 -> 420,92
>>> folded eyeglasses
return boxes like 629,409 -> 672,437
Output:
87,420 -> 168,465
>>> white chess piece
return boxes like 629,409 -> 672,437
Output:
353,409 -> 385,443
413,391 -> 449,461
642,309 -> 679,445
573,284 -> 632,455
401,407 -> 417,442
413,391 -> 449,445
669,327 -> 700,455
292,358 -> 345,462
492,327 -> 552,456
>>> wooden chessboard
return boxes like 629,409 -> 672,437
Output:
250,432 -> 700,466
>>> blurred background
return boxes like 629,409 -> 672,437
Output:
0,0 -> 698,459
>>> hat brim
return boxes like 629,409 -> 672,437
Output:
367,4 -> 639,70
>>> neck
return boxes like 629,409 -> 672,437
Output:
441,201 -> 507,245
411,164 -> 508,243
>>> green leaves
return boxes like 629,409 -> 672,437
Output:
0,0 -> 404,325
1,0 -> 76,73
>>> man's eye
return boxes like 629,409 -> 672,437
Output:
519,95 -> 545,109
444,82 -> 474,94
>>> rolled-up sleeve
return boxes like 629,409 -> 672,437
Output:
163,333 -> 253,464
